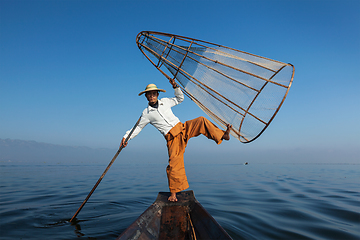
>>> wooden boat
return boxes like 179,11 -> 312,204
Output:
116,190 -> 232,240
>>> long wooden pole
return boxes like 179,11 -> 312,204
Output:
70,116 -> 141,222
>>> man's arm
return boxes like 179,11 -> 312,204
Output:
168,79 -> 184,104
121,113 -> 149,147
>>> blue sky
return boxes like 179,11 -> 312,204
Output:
1,0 -> 359,163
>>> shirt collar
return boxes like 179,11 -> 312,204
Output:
147,99 -> 164,112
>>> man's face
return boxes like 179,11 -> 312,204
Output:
145,90 -> 159,105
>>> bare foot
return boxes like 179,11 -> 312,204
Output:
222,124 -> 232,140
168,192 -> 178,202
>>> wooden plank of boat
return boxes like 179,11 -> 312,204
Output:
116,190 -> 232,240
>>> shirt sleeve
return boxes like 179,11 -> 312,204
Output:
172,87 -> 184,106
123,113 -> 150,140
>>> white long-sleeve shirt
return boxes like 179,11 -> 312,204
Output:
123,87 -> 184,140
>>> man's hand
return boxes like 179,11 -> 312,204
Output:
169,78 -> 178,88
121,137 -> 128,148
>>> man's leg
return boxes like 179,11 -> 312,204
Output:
165,118 -> 231,202
166,130 -> 189,202
184,116 -> 231,143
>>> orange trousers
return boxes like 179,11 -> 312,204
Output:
164,116 -> 225,193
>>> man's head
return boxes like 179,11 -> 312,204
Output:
145,90 -> 159,105
139,84 -> 166,105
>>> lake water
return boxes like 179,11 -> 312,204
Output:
0,162 -> 359,239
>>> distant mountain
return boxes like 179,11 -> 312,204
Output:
0,139 -> 116,164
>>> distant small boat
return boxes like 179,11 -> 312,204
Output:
116,190 -> 232,240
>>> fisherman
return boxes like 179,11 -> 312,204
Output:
121,79 -> 232,202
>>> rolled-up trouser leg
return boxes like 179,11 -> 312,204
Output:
166,125 -> 189,193
183,116 -> 224,144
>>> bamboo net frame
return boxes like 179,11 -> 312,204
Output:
136,31 -> 295,143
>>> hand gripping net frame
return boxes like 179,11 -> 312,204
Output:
136,31 -> 295,143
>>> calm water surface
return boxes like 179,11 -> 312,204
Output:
0,163 -> 359,239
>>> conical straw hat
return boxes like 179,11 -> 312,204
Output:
138,83 -> 166,96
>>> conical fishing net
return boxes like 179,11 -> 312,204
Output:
136,31 -> 294,143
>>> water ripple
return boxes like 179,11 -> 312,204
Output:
0,163 -> 359,239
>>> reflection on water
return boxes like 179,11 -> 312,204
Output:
0,163 -> 359,239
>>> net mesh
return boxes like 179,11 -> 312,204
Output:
136,31 -> 294,143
